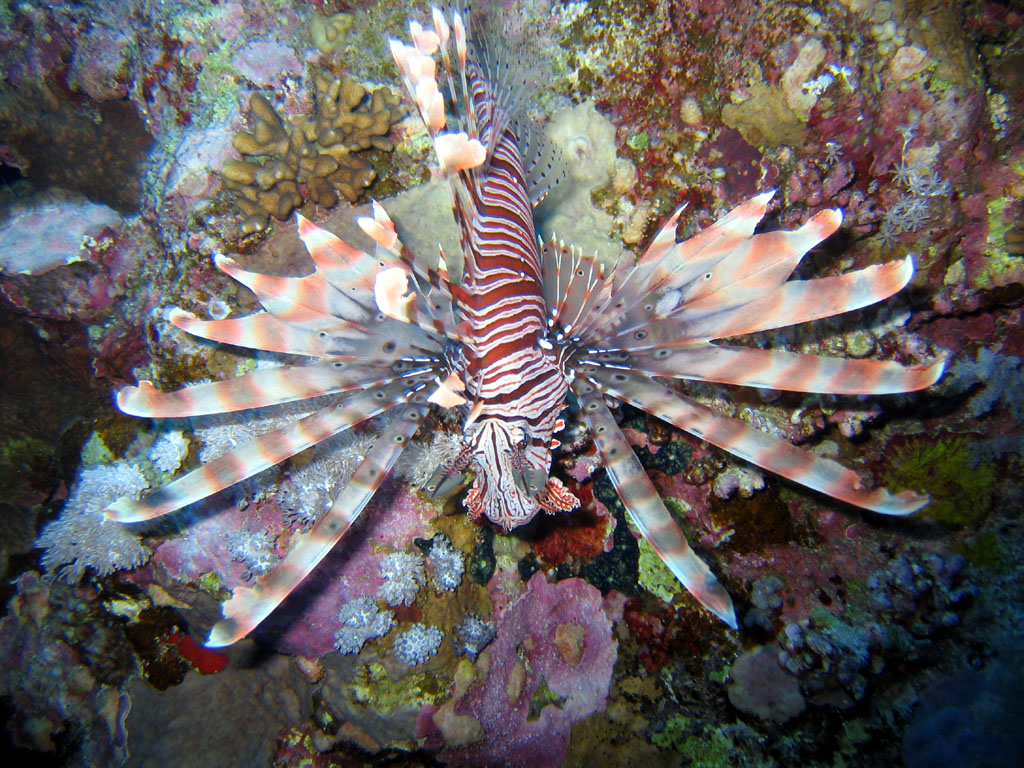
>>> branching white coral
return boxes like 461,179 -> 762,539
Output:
395,431 -> 467,488
36,462 -> 152,582
426,534 -> 464,592
225,527 -> 279,579
149,430 -> 190,473
393,623 -> 443,666
879,129 -> 952,247
712,465 -> 766,500
377,551 -> 426,606
334,597 -> 396,655
280,430 -> 377,528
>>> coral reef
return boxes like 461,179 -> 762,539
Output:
122,655 -> 309,768
902,653 -> 1024,768
220,74 -> 404,234
423,533 -> 466,593
0,572 -> 132,763
393,623 -> 444,667
224,527 -> 280,580
452,614 -> 496,660
333,597 -> 395,656
308,12 -> 353,56
1,0 -> 1022,765
418,574 -> 619,767
727,644 -> 806,723
377,551 -> 427,607
0,189 -> 122,276
35,462 -> 152,583
148,430 -> 190,474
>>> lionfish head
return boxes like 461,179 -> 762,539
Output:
463,419 -> 550,530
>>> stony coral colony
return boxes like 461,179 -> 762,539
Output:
92,1 -> 947,655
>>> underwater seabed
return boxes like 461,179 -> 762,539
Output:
1,0 -> 1023,766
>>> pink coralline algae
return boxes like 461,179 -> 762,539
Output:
148,483 -> 433,658
418,574 -> 619,768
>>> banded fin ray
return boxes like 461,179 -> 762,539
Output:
592,256 -> 920,351
206,403 -> 428,647
610,207 -> 842,338
607,191 -> 774,319
170,309 -> 431,361
571,379 -> 737,628
580,343 -> 945,395
588,368 -> 929,515
106,380 -> 426,523
117,361 -> 422,418
540,237 -> 610,339
217,255 -> 442,351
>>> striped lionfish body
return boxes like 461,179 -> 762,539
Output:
404,16 -> 578,529
105,6 -> 944,645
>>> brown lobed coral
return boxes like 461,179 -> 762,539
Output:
220,72 -> 404,235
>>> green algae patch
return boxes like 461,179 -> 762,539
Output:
652,714 -> 740,766
956,530 -> 1004,569
637,536 -> 685,603
353,662 -> 450,713
528,675 -> 566,721
883,436 -> 996,528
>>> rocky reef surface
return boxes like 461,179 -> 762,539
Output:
1,1 -> 1022,767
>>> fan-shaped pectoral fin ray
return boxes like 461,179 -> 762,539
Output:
296,212 -> 402,294
215,254 -> 375,323
598,343 -> 945,395
172,308 -> 434,361
206,403 -> 428,647
171,309 -> 343,357
590,370 -> 929,515
117,361 -> 406,418
105,381 -> 421,523
676,256 -> 919,341
570,379 -> 738,629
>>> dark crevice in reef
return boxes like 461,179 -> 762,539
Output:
0,81 -> 153,213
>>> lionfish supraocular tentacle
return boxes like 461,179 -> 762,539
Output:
207,402 -> 429,647
104,3 -> 945,644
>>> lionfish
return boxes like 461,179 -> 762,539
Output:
105,6 -> 944,646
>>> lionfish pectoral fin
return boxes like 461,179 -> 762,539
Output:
524,467 -> 547,495
594,370 -> 930,516
571,380 -> 738,629
105,382 -> 416,524
539,476 -> 579,513
425,467 -> 471,498
206,404 -> 427,647
618,344 -> 946,395
427,372 -> 468,407
375,267 -> 415,322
